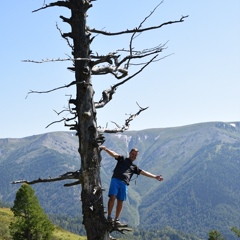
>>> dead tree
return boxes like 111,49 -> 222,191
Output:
13,1 -> 188,239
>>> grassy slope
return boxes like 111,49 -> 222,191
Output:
0,208 -> 86,240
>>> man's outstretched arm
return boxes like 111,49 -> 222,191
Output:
100,146 -> 119,158
140,170 -> 163,181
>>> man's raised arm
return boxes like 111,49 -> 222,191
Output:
100,146 -> 119,159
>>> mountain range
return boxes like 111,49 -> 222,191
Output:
0,121 -> 239,239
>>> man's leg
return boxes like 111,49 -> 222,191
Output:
114,199 -> 127,227
115,199 -> 123,220
108,195 -> 116,219
114,181 -> 128,227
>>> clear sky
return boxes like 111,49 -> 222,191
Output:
1,0 -> 240,138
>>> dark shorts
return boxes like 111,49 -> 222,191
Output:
108,178 -> 128,201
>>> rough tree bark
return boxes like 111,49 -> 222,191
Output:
70,1 -> 109,239
13,1 -> 188,239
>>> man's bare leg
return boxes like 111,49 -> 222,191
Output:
108,195 -> 116,220
115,199 -> 123,220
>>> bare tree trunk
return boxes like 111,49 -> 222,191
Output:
71,1 -> 109,239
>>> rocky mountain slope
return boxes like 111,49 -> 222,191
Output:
0,122 -> 239,239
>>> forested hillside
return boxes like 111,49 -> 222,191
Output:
0,122 -> 239,239
0,207 -> 86,240
0,206 -> 201,240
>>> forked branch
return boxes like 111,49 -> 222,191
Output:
95,55 -> 158,109
98,103 -> 148,133
32,1 -> 71,13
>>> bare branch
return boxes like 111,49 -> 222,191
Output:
45,117 -> 65,129
25,81 -> 76,99
98,103 -> 148,133
46,113 -> 77,129
64,181 -> 81,187
56,22 -> 73,50
91,52 -> 118,66
90,15 -> 189,36
11,170 -> 82,187
91,43 -> 166,79
22,57 -> 89,64
129,53 -> 174,66
53,108 -> 69,116
92,65 -> 128,79
32,1 -> 71,13
91,52 -> 128,78
95,88 -> 116,109
46,95 -> 78,129
88,3 -> 174,79
141,1 -> 164,27
95,55 -> 158,109
126,1 -> 164,69
112,54 -> 158,89
117,44 -> 164,67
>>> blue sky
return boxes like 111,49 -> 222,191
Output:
1,0 -> 240,138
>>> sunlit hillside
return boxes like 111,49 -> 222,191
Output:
0,207 -> 86,240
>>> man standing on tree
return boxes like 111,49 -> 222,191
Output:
100,146 -> 163,227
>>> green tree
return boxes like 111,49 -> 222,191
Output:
9,184 -> 54,240
208,230 -> 225,240
231,227 -> 240,238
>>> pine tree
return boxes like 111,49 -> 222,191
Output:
9,184 -> 54,240
231,227 -> 240,238
208,230 -> 225,240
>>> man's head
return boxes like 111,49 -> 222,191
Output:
129,148 -> 139,161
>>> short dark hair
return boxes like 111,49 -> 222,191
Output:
130,148 -> 139,153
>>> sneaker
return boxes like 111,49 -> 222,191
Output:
114,219 -> 128,227
109,235 -> 117,240
107,216 -> 114,223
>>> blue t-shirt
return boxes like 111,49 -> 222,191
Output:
112,155 -> 142,185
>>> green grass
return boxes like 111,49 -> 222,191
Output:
0,208 -> 13,240
52,225 -> 86,240
0,208 -> 86,240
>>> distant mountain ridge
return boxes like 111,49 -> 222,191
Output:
0,121 -> 239,239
